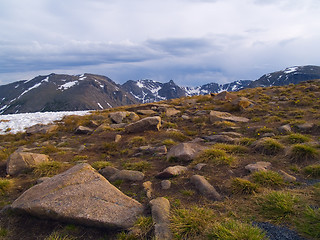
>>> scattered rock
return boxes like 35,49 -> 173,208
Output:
213,91 -> 238,101
161,180 -> 171,190
150,197 -> 172,240
7,151 -> 50,176
125,116 -> 161,133
167,142 -> 205,162
109,170 -> 145,182
245,161 -> 272,173
156,165 -> 188,179
11,163 -> 144,229
26,124 -> 59,135
279,170 -> 296,182
137,109 -> 156,115
109,111 -> 128,124
166,108 -> 180,117
203,135 -> 236,144
99,166 -> 120,179
278,124 -> 292,134
209,110 -> 249,123
190,175 -> 222,200
143,181 -> 153,199
74,126 -> 94,134
138,145 -> 167,155
194,163 -> 207,171
115,134 -> 122,143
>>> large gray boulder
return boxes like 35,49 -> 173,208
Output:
11,163 -> 144,229
150,197 -> 172,240
167,143 -> 205,162
125,116 -> 161,133
209,110 -> 249,123
7,151 -> 50,176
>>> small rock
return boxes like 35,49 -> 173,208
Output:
78,145 -> 86,152
161,180 -> 171,190
195,110 -> 208,116
194,163 -> 207,171
278,124 -> 292,134
109,170 -> 145,182
150,197 -> 172,240
115,134 -> 122,143
94,123 -> 110,133
167,142 -> 205,162
139,145 -> 167,155
231,97 -> 253,110
156,165 -> 188,179
209,110 -> 249,123
143,181 -> 153,199
279,170 -> 296,182
99,166 -> 120,179
190,175 -> 222,200
127,112 -> 140,122
74,126 -> 93,134
245,161 -> 272,173
181,114 -> 190,120
125,116 -> 161,133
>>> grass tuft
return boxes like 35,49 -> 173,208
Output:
123,160 -> 151,172
91,161 -> 112,170
296,206 -> 320,238
303,164 -> 320,178
214,143 -> 249,154
253,138 -> 284,155
0,178 -> 11,195
194,148 -> 236,166
288,144 -> 318,162
252,171 -> 284,187
33,161 -> 65,177
231,178 -> 259,195
286,133 -> 311,144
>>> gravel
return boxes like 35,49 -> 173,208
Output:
253,222 -> 307,240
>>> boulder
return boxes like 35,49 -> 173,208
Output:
156,165 -> 188,179
109,170 -> 145,182
278,124 -> 292,134
74,126 -> 94,134
161,180 -> 171,190
109,111 -> 128,124
127,112 -> 140,122
110,123 -> 127,129
245,161 -> 271,173
209,111 -> 249,123
190,175 -> 222,200
7,151 -> 50,176
125,116 -> 161,133
11,163 -> 144,229
194,163 -> 207,171
150,197 -> 172,240
167,143 -> 205,162
26,124 -> 59,135
99,166 -> 120,179
213,91 -> 238,101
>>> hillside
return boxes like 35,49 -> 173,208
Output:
0,80 -> 320,240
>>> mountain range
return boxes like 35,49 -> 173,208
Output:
0,65 -> 320,114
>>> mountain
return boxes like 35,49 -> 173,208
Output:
248,65 -> 320,88
0,73 -> 138,114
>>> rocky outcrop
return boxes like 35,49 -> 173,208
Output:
11,163 -> 144,229
150,197 -> 172,240
125,116 -> 161,133
209,110 -> 249,123
167,143 -> 205,162
190,175 -> 222,200
7,151 -> 50,176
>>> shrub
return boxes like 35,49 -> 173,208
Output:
296,206 -> 320,238
286,133 -> 311,144
91,161 -> 112,170
258,191 -> 298,221
0,178 -> 11,195
195,149 -> 236,166
303,164 -> 320,178
231,178 -> 259,195
288,144 -> 318,162
207,219 -> 266,240
252,138 -> 284,155
170,207 -> 214,239
252,171 -> 284,187
33,161 -> 65,177
103,142 -> 119,155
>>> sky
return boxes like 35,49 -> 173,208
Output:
1,0 -> 320,86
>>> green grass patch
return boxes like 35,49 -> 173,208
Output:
162,139 -> 177,147
0,178 -> 11,195
303,164 -> 320,178
180,190 -> 195,196
123,160 -> 151,172
41,144 -> 59,154
239,137 -> 256,146
231,178 -> 259,195
194,149 -> 236,166
207,219 -> 267,240
253,138 -> 284,155
0,227 -> 8,237
288,144 -> 318,162
258,191 -> 298,221
252,171 -> 284,187
296,206 -> 320,239
91,161 -> 112,170
72,155 -> 88,162
33,161 -> 65,177
129,136 -> 147,147
44,231 -> 75,240
165,131 -> 189,142
286,133 -> 311,144
214,143 -> 249,154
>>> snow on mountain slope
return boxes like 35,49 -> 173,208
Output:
0,111 -> 90,134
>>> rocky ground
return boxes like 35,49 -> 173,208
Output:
0,80 -> 319,240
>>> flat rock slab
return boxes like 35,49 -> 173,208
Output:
210,110 -> 249,123
167,142 -> 205,162
7,151 -> 50,176
125,116 -> 161,133
11,163 -> 144,229
190,175 -> 222,200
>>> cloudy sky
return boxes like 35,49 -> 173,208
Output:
1,0 -> 320,86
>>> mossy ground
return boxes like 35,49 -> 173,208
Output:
0,80 -> 320,239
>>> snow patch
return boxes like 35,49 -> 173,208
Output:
97,103 -> 103,109
20,82 -> 42,97
284,67 -> 298,74
0,111 -> 90,134
79,74 -> 86,81
106,103 -> 112,108
58,81 -> 79,91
